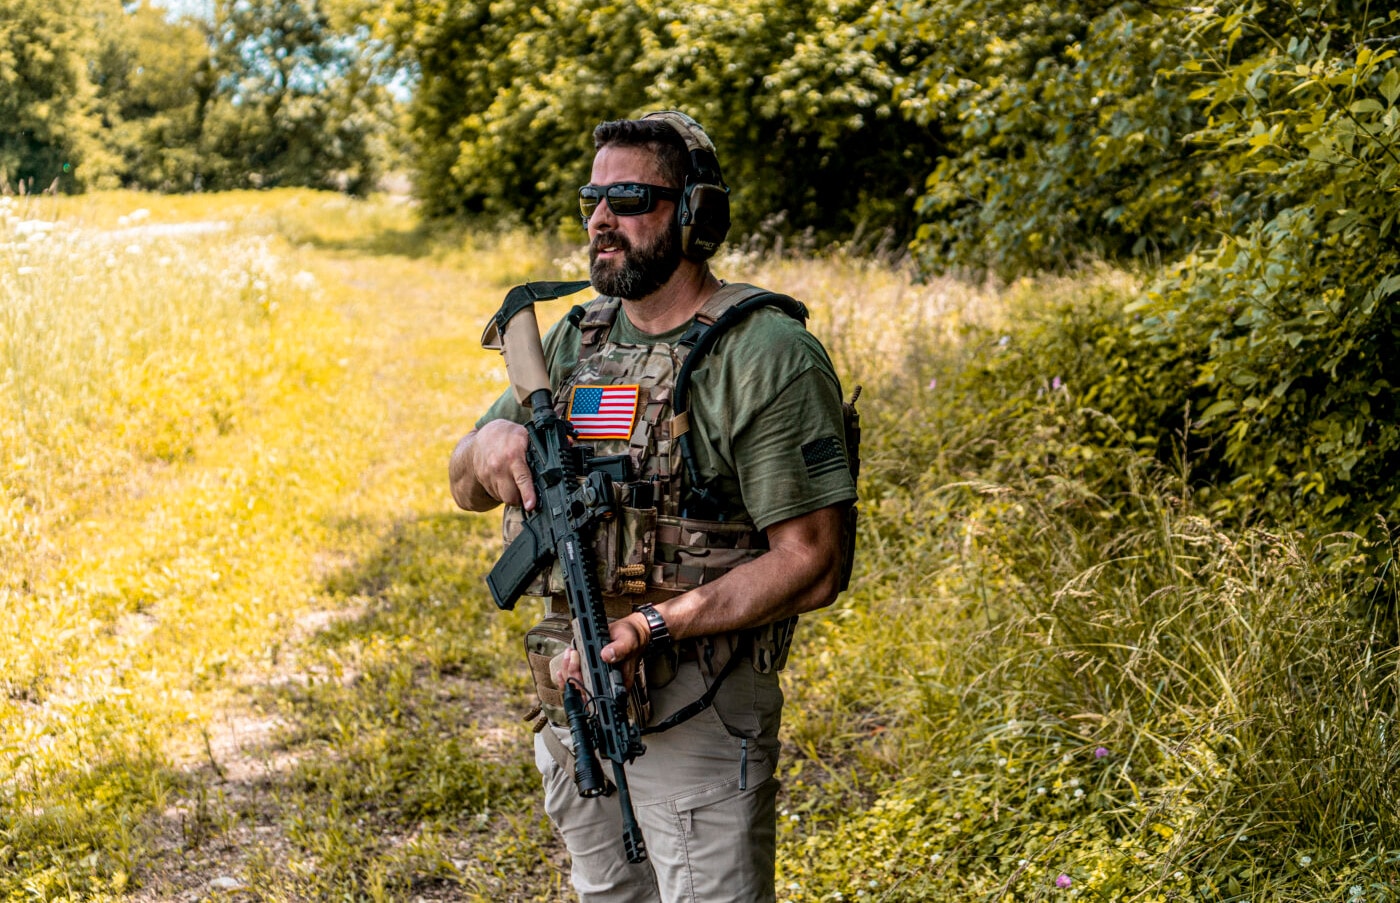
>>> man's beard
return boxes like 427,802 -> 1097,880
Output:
589,222 -> 683,300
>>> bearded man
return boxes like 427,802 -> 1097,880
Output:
449,111 -> 857,902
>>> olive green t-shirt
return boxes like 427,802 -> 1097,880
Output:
475,298 -> 856,531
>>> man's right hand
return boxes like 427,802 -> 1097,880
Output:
448,418 -> 537,512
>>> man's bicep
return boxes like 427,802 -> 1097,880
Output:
732,367 -> 857,532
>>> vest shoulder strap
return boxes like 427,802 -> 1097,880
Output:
576,295 -> 622,358
671,285 -> 808,518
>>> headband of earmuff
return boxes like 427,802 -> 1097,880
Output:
640,110 -> 731,260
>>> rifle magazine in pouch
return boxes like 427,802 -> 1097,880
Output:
595,500 -> 656,596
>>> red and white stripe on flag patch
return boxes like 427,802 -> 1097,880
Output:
566,384 -> 640,440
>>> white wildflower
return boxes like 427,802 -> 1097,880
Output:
14,220 -> 54,236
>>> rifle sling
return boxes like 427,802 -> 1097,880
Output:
641,642 -> 747,736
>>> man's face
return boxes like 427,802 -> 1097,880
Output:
586,144 -> 683,301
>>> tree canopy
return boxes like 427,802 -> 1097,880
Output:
2,0 -> 391,193
5,0 -> 1398,532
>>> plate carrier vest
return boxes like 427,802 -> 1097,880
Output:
512,282 -> 859,731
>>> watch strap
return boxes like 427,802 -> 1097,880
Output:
637,604 -> 672,656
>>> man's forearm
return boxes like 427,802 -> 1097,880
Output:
606,505 -> 846,662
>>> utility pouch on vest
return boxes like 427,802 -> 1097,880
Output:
650,514 -> 768,591
525,613 -> 652,728
524,614 -> 573,725
607,485 -> 657,598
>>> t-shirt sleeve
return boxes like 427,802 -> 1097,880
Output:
731,365 -> 857,532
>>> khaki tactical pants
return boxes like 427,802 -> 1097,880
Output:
535,660 -> 783,902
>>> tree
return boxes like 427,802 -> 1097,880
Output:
194,0 -> 386,193
381,0 -> 941,242
0,0 -> 118,190
91,2 -> 212,191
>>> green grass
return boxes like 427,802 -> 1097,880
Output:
2,190 -> 1396,901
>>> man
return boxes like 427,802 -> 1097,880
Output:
449,111 -> 856,901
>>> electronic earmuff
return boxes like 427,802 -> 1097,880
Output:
640,110 -> 731,260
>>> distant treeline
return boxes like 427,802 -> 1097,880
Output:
8,0 -> 1398,536
1,0 -> 394,195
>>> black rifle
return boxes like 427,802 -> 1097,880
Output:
480,281 -> 648,864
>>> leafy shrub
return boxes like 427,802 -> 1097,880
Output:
378,0 -> 940,241
1130,3 -> 1400,531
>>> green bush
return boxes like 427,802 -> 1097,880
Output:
777,274 -> 1400,899
1130,3 -> 1400,531
378,0 -> 940,241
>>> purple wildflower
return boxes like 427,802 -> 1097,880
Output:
1056,874 -> 1073,889
1095,747 -> 1109,759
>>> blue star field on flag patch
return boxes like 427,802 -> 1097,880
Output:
801,435 -> 846,479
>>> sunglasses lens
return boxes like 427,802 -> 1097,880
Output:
579,183 -> 676,220
605,184 -> 650,215
578,186 -> 602,219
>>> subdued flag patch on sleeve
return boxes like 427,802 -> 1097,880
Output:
567,384 -> 640,439
801,435 -> 846,479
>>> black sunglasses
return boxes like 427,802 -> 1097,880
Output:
578,182 -> 682,221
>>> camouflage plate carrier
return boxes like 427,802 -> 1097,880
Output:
514,282 -> 859,729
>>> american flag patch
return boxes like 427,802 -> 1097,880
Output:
567,384 -> 640,440
801,436 -> 847,479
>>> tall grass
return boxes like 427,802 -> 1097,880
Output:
2,192 -> 1395,901
774,272 -> 1400,900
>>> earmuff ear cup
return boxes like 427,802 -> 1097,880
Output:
640,110 -> 731,260
680,183 -> 730,260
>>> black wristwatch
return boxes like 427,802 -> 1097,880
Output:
637,604 -> 672,657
